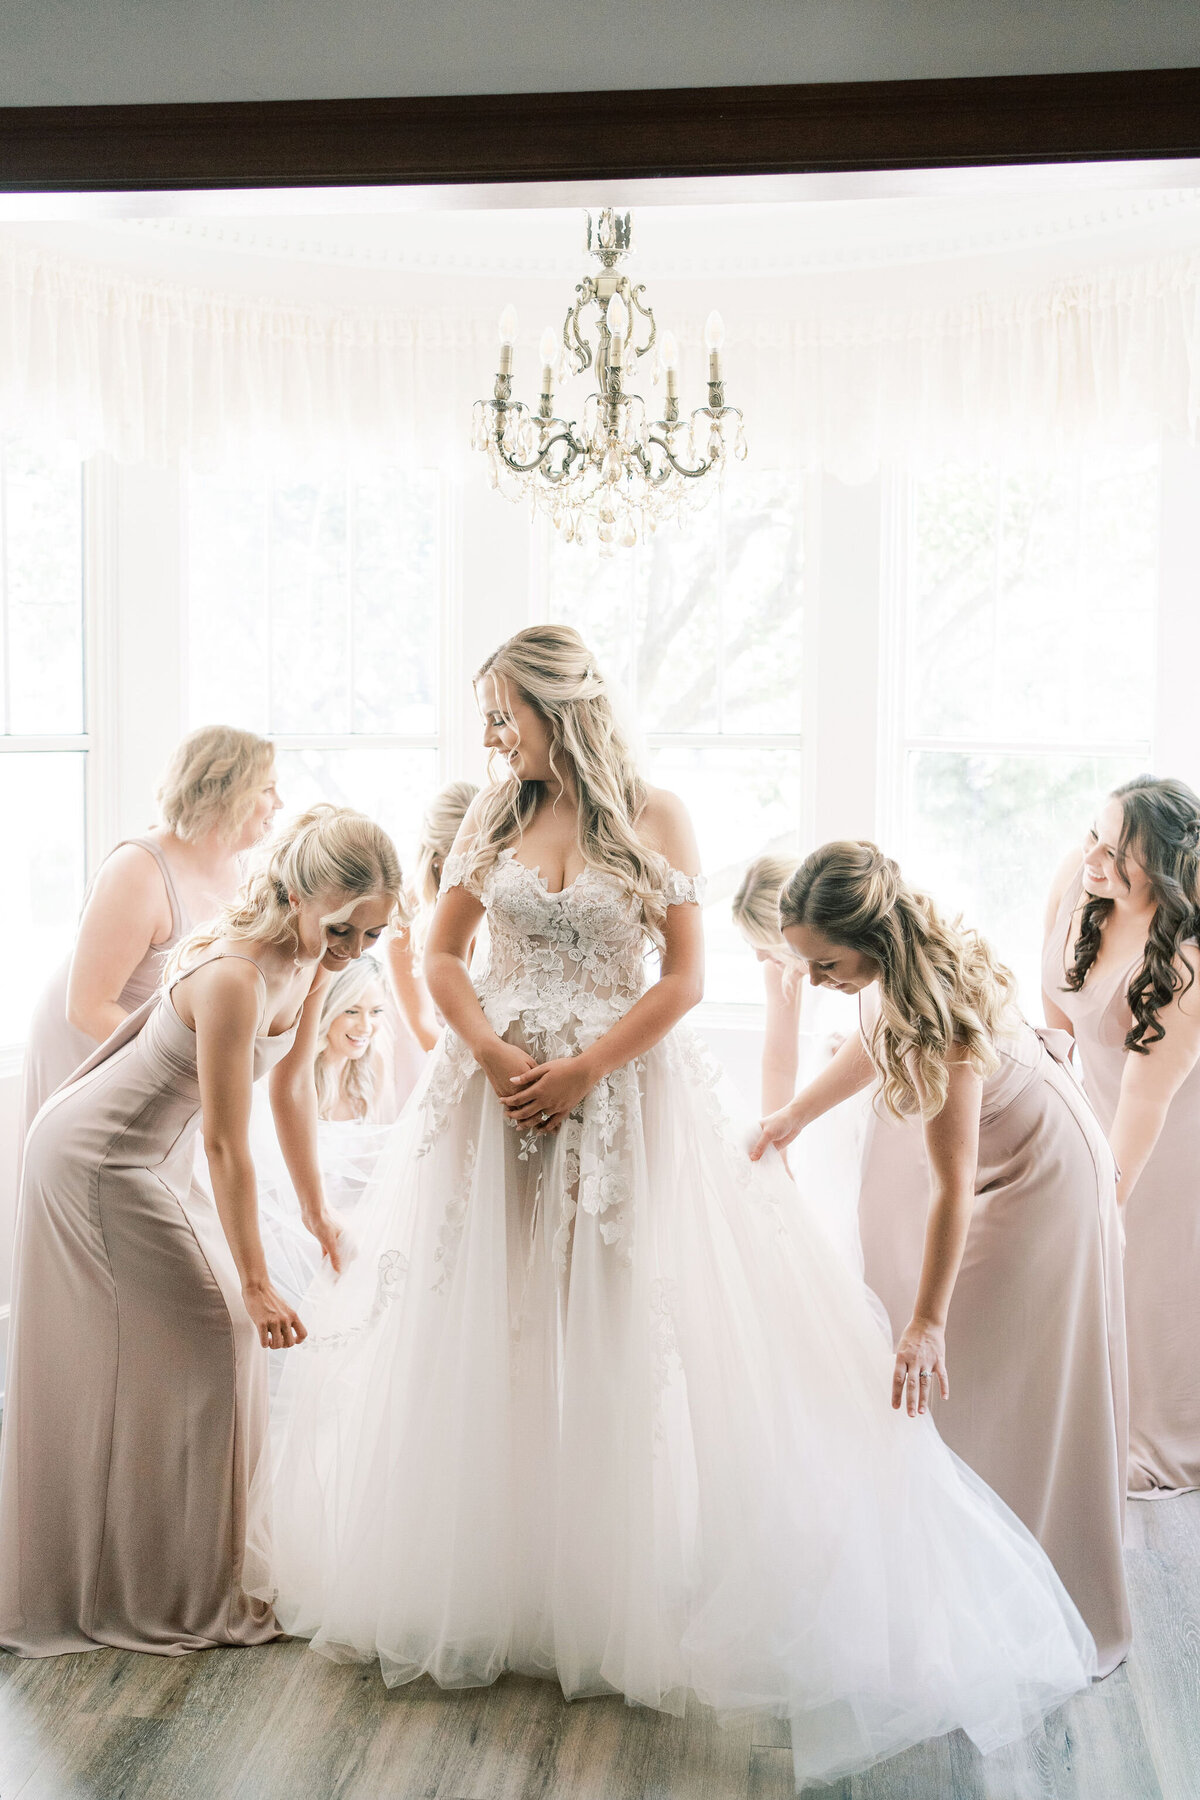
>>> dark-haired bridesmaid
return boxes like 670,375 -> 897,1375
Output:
1043,776 -> 1200,1498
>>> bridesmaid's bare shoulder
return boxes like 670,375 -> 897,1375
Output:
1044,847 -> 1084,940
84,840 -> 174,937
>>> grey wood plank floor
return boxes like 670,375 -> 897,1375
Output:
2,1492 -> 1197,1800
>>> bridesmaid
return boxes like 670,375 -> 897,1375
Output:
732,854 -> 806,1120
19,723 -> 280,1143
753,840 -> 1131,1675
1042,776 -> 1200,1497
313,954 -> 395,1124
385,779 -> 479,1058
0,805 -> 401,1657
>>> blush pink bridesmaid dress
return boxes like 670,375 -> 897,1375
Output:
854,987 -> 1131,1676
1044,868 -> 1200,1499
0,953 -> 291,1657
17,835 -> 190,1149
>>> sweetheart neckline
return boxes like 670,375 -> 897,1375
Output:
500,847 -> 594,897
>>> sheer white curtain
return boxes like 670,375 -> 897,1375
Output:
1,221 -> 1199,473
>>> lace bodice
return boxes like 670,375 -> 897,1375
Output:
441,846 -> 703,1057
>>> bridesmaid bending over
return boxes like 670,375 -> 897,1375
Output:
754,840 -> 1131,1675
19,723 -> 280,1145
0,805 -> 401,1657
1043,776 -> 1200,1497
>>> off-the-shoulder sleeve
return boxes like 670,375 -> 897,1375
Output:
440,849 -> 484,899
663,867 -> 706,908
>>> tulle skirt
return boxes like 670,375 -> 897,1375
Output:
255,1022 -> 1095,1790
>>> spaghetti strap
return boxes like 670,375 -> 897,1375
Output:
169,952 -> 270,1029
170,951 -> 268,993
122,835 -> 186,941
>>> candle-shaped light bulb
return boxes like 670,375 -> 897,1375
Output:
606,293 -> 628,367
539,325 -> 559,369
704,310 -> 725,382
660,328 -> 680,405
497,303 -> 518,378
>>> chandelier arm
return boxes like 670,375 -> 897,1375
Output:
490,427 -> 589,477
626,283 -> 658,361
643,434 -> 719,481
568,282 -> 595,373
621,443 -> 673,490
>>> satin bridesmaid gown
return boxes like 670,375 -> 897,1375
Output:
854,986 -> 1131,1675
18,834 -> 190,1148
1044,868 -> 1200,1498
0,953 -> 293,1657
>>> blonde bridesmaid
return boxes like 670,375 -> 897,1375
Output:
1043,776 -> 1200,1498
18,724 -> 280,1145
385,779 -> 479,1060
753,840 -> 1131,1675
0,806 -> 400,1657
313,954 -> 394,1124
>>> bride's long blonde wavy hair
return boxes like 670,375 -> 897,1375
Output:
779,841 -> 1018,1120
461,624 -> 671,939
165,804 -> 403,983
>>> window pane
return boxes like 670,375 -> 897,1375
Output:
187,467 -> 440,742
908,451 -> 1158,745
546,476 -> 805,742
187,472 -> 270,731
546,508 -> 721,733
269,481 -> 350,735
351,471 -> 438,735
719,473 -> 805,735
1,753 -> 86,1045
648,743 -> 803,1006
901,748 -> 1148,1020
3,442 -> 84,735
274,746 -> 438,885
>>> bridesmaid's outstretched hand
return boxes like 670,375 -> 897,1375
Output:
242,1277 -> 307,1350
750,1101 -> 804,1162
892,1318 -> 949,1417
304,1205 -> 347,1276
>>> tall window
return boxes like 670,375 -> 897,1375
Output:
542,474 -> 805,1003
886,448 -> 1159,1009
0,440 -> 88,1049
185,468 -> 441,863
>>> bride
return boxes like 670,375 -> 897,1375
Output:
262,625 -> 1096,1789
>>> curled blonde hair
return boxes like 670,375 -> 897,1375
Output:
166,804 -> 403,984
780,841 -> 1018,1120
412,780 -> 479,915
462,624 -> 670,940
733,853 -> 802,998
733,853 -> 800,951
156,725 -> 275,844
313,954 -> 387,1122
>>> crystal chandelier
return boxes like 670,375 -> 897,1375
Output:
471,209 -> 747,548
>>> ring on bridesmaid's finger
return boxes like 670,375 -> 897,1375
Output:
540,1111 -> 550,1123
918,1371 -> 931,1382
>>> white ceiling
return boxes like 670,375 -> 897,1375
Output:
5,183 -> 1200,311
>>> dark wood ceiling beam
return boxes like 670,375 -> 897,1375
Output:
0,67 -> 1198,192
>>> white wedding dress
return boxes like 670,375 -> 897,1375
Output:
259,848 -> 1096,1789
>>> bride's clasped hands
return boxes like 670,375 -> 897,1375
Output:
504,1052 -> 596,1133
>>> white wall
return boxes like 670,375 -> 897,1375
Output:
0,0 -> 1198,107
